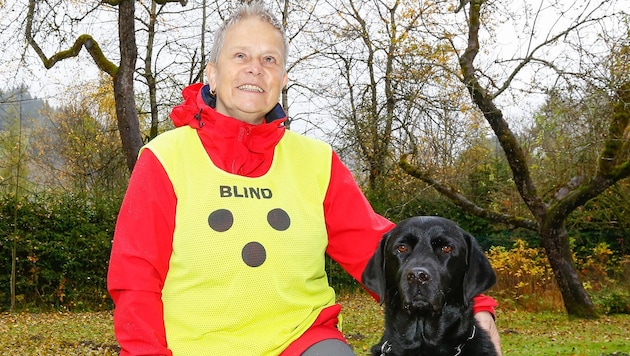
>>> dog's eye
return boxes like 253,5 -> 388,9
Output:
441,245 -> 453,254
396,245 -> 409,253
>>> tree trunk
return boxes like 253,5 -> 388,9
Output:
115,0 -> 144,171
539,222 -> 598,319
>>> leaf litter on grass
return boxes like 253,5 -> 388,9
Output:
0,311 -> 119,355
2,291 -> 629,355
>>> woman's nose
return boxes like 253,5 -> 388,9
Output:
247,60 -> 263,76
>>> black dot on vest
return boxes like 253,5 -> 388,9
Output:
208,209 -> 234,232
267,208 -> 290,231
242,241 -> 266,267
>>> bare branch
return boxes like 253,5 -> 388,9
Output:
399,155 -> 539,231
492,4 -> 613,99
459,0 -> 548,218
101,0 -> 186,5
26,0 -> 117,76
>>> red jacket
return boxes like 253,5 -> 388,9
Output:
107,83 -> 496,355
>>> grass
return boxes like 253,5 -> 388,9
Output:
0,310 -> 119,355
496,310 -> 630,356
1,290 -> 629,355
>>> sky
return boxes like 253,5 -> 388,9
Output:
1,0 -> 626,135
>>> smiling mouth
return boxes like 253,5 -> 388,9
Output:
238,84 -> 264,93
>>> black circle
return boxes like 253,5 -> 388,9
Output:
208,209 -> 234,232
267,208 -> 290,231
242,241 -> 266,267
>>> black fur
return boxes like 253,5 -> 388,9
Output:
362,216 -> 498,356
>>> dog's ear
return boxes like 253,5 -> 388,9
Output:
361,232 -> 390,303
462,231 -> 497,304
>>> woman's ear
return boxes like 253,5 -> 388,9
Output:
282,71 -> 288,89
205,62 -> 217,89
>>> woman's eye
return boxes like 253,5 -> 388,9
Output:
396,245 -> 409,253
441,245 -> 453,254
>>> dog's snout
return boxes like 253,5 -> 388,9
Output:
407,267 -> 431,285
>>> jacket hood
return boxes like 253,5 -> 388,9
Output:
168,83 -> 287,176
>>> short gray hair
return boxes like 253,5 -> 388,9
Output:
208,2 -> 288,67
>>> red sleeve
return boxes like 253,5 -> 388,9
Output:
107,149 -> 175,356
472,294 -> 498,317
323,152 -> 395,283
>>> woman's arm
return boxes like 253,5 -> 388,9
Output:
107,149 -> 176,356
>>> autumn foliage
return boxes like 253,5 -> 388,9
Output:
487,239 -> 630,314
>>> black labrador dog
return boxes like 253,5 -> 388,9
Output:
362,216 -> 497,356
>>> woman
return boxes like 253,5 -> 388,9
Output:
107,2 -> 500,355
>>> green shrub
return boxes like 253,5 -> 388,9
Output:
0,192 -> 120,311
591,287 -> 630,315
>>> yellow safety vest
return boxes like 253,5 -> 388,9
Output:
145,126 -> 334,355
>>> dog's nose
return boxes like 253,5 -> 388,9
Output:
407,267 -> 431,285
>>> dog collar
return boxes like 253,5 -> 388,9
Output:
379,325 -> 476,356
378,340 -> 392,356
454,325 -> 476,356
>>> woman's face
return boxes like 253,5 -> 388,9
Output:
206,17 -> 288,124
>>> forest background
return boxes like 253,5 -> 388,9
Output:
0,0 -> 629,324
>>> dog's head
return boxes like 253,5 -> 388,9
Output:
362,216 -> 496,313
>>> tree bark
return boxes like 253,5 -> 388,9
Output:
115,0 -> 144,171
539,222 -> 598,318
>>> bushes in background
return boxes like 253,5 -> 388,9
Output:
487,239 -> 563,311
2,190 -> 628,314
0,192 -> 120,311
488,239 -> 630,314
